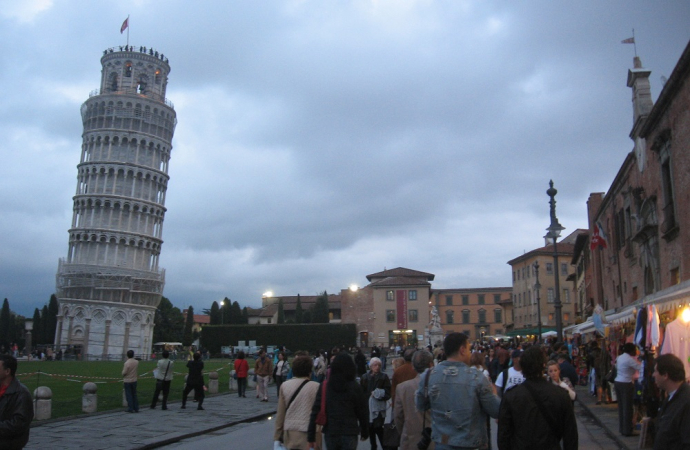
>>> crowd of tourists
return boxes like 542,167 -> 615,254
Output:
269,337 -> 689,450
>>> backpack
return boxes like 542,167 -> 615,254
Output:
499,368 -> 509,395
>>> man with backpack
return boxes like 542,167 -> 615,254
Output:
495,349 -> 525,396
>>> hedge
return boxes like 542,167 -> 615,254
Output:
200,323 -> 357,354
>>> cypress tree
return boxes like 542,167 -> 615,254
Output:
0,299 -> 11,347
32,308 -> 43,345
183,305 -> 195,346
210,301 -> 220,325
41,305 -> 50,344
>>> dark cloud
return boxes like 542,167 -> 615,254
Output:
1,1 -> 689,315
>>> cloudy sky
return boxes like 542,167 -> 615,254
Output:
1,1 -> 689,317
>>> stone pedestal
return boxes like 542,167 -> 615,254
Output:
82,382 -> 97,413
247,369 -> 256,388
34,386 -> 52,420
229,370 -> 236,391
208,371 -> 219,394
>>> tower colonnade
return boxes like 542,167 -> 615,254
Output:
55,46 -> 176,360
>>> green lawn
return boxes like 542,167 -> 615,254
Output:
17,359 -> 238,420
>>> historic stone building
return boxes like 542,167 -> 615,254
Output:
54,46 -> 176,359
430,287 -> 512,340
587,41 -> 690,311
506,230 -> 582,337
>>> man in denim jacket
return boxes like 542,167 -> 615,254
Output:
416,333 -> 500,449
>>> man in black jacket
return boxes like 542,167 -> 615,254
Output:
0,354 -> 33,449
498,346 -> 578,450
652,354 -> 690,450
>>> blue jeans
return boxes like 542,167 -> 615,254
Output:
324,434 -> 358,450
124,381 -> 139,412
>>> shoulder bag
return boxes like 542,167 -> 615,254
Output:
315,380 -> 328,426
522,381 -> 562,442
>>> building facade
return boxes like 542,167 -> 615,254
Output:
431,288 -> 512,339
507,231 -> 581,337
54,46 -> 176,360
587,43 -> 690,310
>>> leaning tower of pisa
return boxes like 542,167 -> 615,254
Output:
54,46 -> 176,360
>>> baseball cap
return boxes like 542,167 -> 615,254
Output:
511,349 -> 523,359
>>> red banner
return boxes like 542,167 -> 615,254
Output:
396,290 -> 407,329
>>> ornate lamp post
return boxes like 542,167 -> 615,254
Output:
545,180 -> 565,342
533,261 -> 543,343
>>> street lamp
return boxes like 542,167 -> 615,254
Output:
545,180 -> 565,342
219,300 -> 225,325
533,261 -> 542,343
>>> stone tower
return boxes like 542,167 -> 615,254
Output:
54,46 -> 176,360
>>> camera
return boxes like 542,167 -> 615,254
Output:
417,427 -> 432,450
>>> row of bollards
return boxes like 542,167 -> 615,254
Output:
33,369 -> 259,420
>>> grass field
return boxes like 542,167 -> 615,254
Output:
17,359 -> 238,420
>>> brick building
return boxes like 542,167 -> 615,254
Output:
587,41 -> 690,310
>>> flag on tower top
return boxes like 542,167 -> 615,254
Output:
120,17 -> 129,34
621,37 -> 635,44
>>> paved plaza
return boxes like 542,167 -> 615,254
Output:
26,369 -> 642,450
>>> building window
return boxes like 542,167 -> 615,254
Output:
408,290 -> 417,301
547,288 -> 554,303
408,309 -> 418,322
517,270 -> 520,280
125,61 -> 132,77
528,290 -> 532,305
478,294 -> 485,305
445,295 -> 453,306
386,290 -> 394,301
462,295 -> 469,305
513,271 -> 516,281
548,313 -> 554,322
386,310 -> 395,322
658,139 -> 677,234
561,263 -> 568,276
564,313 -> 570,321
494,294 -> 501,304
546,263 -> 553,275
446,310 -> 454,324
518,293 -> 521,307
563,289 -> 570,303
478,309 -> 486,324
462,309 -> 470,324
463,330 -> 471,336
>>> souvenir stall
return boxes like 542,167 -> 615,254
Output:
609,281 -> 690,444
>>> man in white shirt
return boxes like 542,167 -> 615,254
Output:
495,349 -> 525,396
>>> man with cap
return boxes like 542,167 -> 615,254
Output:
495,349 -> 525,397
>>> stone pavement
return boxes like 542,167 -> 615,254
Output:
26,363 -> 647,450
26,391 -> 278,450
574,385 -> 646,450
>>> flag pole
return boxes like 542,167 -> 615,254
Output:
632,28 -> 637,57
127,15 -> 130,48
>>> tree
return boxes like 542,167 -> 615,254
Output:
153,297 -> 185,344
222,297 -> 234,324
241,307 -> 249,324
41,305 -> 50,345
277,299 -> 285,324
0,299 -> 11,347
48,294 -> 59,344
232,301 -> 243,324
32,308 -> 43,345
183,305 -> 195,346
302,309 -> 312,324
295,294 -> 303,324
312,291 -> 330,323
209,301 -> 220,325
